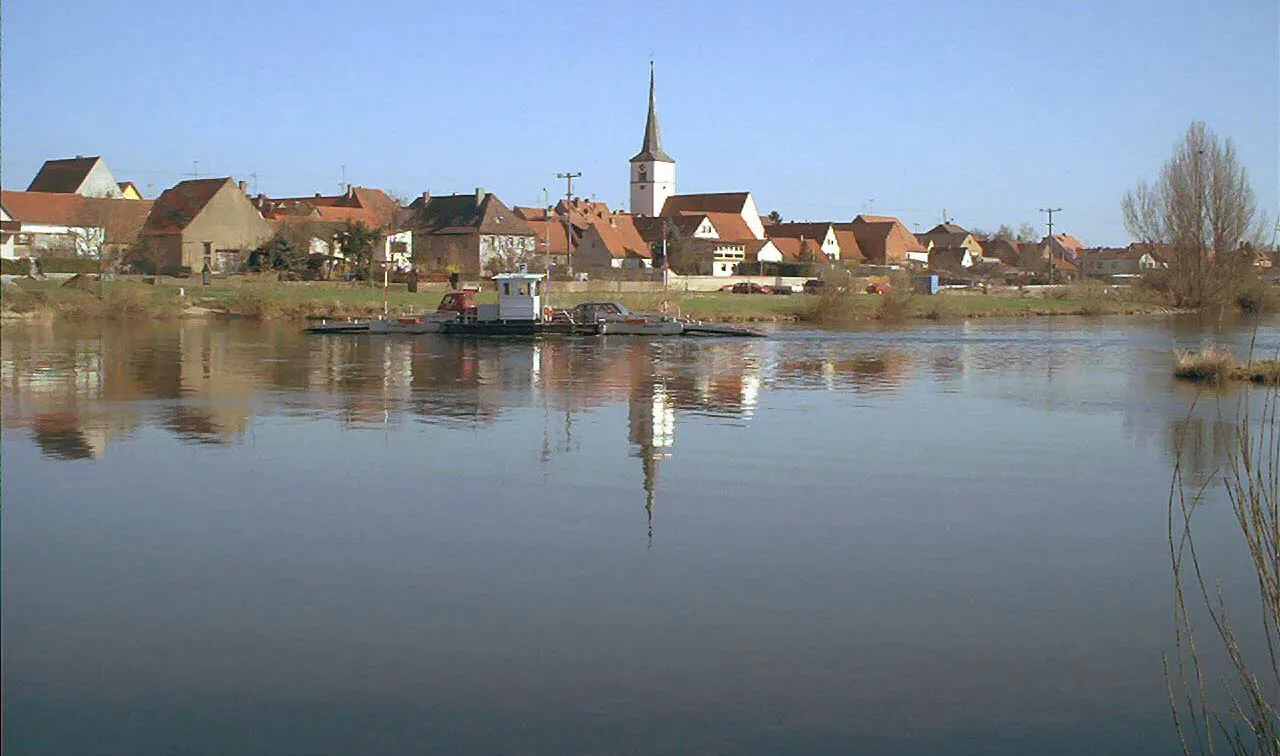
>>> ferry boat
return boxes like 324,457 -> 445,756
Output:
309,272 -> 765,338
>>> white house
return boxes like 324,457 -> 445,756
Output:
1,201 -> 16,259
0,190 -> 152,259
27,156 -> 126,198
766,223 -> 841,261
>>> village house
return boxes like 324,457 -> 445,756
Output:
848,215 -> 927,265
0,201 -> 15,259
406,188 -> 535,275
117,182 -> 144,200
769,236 -> 826,267
1080,246 -> 1164,277
919,223 -> 983,262
0,190 -> 153,260
979,236 -> 1022,266
661,192 -> 766,241
27,155 -> 129,198
519,216 -> 572,268
766,222 -> 841,261
575,212 -> 653,269
136,178 -> 273,273
254,186 -> 411,269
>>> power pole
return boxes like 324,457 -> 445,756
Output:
556,171 -> 581,276
1039,207 -> 1062,285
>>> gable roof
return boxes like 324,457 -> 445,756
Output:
1049,233 -> 1084,253
771,237 -> 826,263
0,190 -> 153,243
117,181 -> 142,198
587,214 -> 651,259
523,217 -> 572,255
766,222 -> 834,242
141,178 -> 234,235
660,192 -> 752,217
556,198 -> 613,232
513,206 -> 551,222
832,227 -> 863,261
849,214 -> 926,263
27,156 -> 102,193
926,222 -> 969,235
409,191 -> 534,236
699,211 -> 755,242
263,186 -> 402,228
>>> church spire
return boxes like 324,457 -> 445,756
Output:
632,61 -> 673,163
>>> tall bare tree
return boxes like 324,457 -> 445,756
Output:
1123,121 -> 1265,307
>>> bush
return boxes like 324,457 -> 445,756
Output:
38,257 -> 101,274
232,284 -> 283,319
1,258 -> 32,276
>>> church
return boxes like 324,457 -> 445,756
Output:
628,66 -> 767,245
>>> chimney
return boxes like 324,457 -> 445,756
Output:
238,180 -> 248,194
421,191 -> 430,204
475,187 -> 486,206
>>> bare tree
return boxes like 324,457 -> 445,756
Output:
69,197 -> 149,296
1124,121 -> 1265,307
1016,222 -> 1039,242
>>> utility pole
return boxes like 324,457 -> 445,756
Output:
1039,207 -> 1062,285
541,187 -> 551,308
556,171 -> 581,276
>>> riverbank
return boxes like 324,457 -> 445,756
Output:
0,277 -> 1175,324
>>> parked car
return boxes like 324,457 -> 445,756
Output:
724,282 -> 773,294
866,282 -> 892,295
771,283 -> 797,295
802,279 -> 826,294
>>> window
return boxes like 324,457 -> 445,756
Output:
518,283 -> 528,296
502,283 -> 511,295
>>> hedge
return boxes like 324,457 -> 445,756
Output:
37,257 -> 102,274
1,258 -> 32,276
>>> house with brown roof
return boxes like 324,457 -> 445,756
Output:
576,213 -> 653,269
766,222 -> 841,261
406,188 -> 535,275
27,156 -> 126,198
1079,246 -> 1164,277
0,190 -> 153,260
136,178 -> 273,273
770,237 -> 827,265
980,237 -> 1021,266
919,223 -> 983,262
848,215 -> 927,265
255,186 -> 411,269
522,217 -> 572,268
660,192 -> 766,240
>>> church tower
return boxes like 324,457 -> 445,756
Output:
630,63 -> 675,217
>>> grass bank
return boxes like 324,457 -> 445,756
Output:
2,276 -> 1172,324
1173,346 -> 1280,385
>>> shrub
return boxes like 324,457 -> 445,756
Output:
38,257 -> 101,274
1173,346 -> 1238,383
1,258 -> 32,276
232,284 -> 283,319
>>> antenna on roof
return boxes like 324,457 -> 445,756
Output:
186,160 -> 200,179
340,164 -> 347,193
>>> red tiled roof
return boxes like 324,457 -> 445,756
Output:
555,198 -> 613,231
698,211 -> 755,242
513,206 -> 551,222
771,236 -> 825,263
141,178 -> 232,235
0,190 -> 154,244
590,214 -> 651,259
832,228 -> 863,261
314,206 -> 382,226
265,186 -> 402,228
523,217 -> 572,254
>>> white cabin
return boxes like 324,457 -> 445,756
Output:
492,272 -> 545,321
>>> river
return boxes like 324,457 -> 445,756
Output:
3,316 -> 1276,754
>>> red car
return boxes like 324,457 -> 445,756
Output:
866,282 -> 892,295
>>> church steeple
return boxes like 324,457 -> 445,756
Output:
629,62 -> 676,217
632,62 -> 673,163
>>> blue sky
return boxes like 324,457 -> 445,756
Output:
2,0 -> 1275,244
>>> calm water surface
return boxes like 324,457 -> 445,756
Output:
4,316 -> 1277,755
